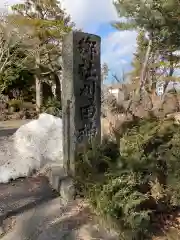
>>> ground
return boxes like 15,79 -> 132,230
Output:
0,120 -> 118,240
0,176 -> 118,240
1,120 -> 180,239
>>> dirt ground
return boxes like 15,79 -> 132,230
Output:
0,119 -> 118,240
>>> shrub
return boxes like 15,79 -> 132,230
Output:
77,118 -> 180,239
21,101 -> 35,110
76,138 -> 152,239
8,99 -> 23,112
75,139 -> 120,196
119,118 -> 180,206
42,97 -> 62,117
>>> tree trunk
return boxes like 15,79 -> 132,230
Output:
54,73 -> 61,102
35,53 -> 43,112
160,55 -> 175,109
169,56 -> 174,77
139,38 -> 153,97
35,76 -> 43,112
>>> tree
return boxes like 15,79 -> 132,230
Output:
101,62 -> 109,83
128,30 -> 148,89
0,19 -> 32,94
113,0 -> 180,97
9,0 -> 75,111
131,31 -> 147,77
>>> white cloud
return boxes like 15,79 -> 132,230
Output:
2,0 -> 118,32
61,0 -> 137,76
61,0 -> 137,77
61,0 -> 118,32
0,0 -> 22,14
1,0 -> 137,78
0,0 -> 19,8
101,30 -> 137,75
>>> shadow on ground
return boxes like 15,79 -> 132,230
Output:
0,176 -> 58,222
0,177 -> 118,240
0,128 -> 18,137
0,119 -> 31,137
0,120 -> 118,240
17,199 -> 118,240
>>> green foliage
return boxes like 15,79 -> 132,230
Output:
75,139 -> 120,194
94,173 -> 151,234
42,97 -> 62,117
9,0 -> 75,74
113,0 -> 180,45
130,30 -> 148,80
0,22 -> 31,93
119,118 -> 180,209
1,67 -> 34,99
77,118 -> 180,239
113,0 -> 180,93
0,0 -> 76,109
76,138 -> 152,239
8,99 -> 23,112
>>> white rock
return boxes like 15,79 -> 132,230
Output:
0,113 -> 63,183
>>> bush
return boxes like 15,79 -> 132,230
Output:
119,118 -> 180,206
77,118 -> 180,239
8,99 -> 23,112
42,97 -> 62,117
76,138 -> 152,239
75,139 -> 120,195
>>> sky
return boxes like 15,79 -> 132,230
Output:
0,0 -> 137,83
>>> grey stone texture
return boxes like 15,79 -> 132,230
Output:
47,165 -> 75,203
62,31 -> 101,177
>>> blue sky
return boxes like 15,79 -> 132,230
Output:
1,0 -> 137,83
61,0 -> 137,82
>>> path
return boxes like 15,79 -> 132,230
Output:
0,120 -> 31,137
0,177 -> 118,240
0,120 -> 118,240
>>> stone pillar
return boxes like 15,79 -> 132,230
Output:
60,31 -> 101,201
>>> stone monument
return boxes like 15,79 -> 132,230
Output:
49,32 -> 101,203
60,31 -> 101,200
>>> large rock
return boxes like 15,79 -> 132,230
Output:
0,113 -> 63,183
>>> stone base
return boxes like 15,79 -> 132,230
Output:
60,177 -> 75,205
47,165 -> 75,204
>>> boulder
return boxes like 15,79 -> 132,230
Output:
0,113 -> 63,183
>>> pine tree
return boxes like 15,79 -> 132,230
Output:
130,30 -> 148,85
0,19 -> 31,93
9,0 -> 75,110
113,0 -> 180,95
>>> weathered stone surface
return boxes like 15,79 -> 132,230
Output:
62,31 -> 101,178
60,177 -> 75,205
45,164 -> 75,203
48,165 -> 65,188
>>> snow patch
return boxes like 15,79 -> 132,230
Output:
0,113 -> 63,183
